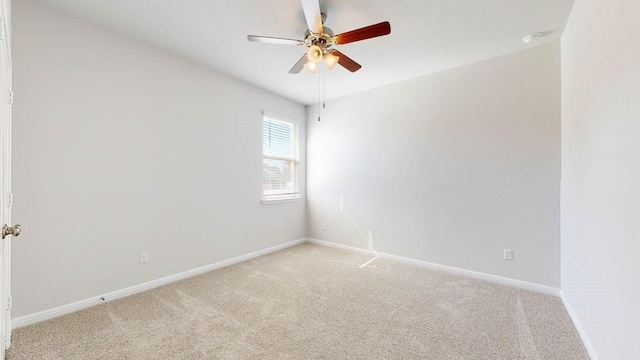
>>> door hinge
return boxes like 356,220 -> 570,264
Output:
8,91 -> 13,105
5,193 -> 12,207
6,295 -> 11,311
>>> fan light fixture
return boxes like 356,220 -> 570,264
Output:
303,46 -> 341,73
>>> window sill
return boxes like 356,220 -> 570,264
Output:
262,196 -> 302,205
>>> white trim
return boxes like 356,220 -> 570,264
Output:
262,111 -> 301,203
12,238 -> 306,329
261,195 -> 302,205
262,111 -> 301,126
305,238 -> 561,296
559,290 -> 598,360
12,237 -> 566,329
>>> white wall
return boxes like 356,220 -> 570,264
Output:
12,0 -> 306,318
307,43 -> 561,287
561,0 -> 640,358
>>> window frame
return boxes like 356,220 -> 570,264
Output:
261,111 -> 301,204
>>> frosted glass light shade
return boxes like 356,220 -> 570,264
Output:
306,45 -> 323,63
324,52 -> 340,70
304,61 -> 317,74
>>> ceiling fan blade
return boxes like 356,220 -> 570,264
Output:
247,35 -> 304,46
333,21 -> 391,45
289,54 -> 308,74
301,0 -> 323,34
330,50 -> 362,72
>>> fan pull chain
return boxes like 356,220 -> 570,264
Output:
317,66 -> 322,121
316,66 -> 327,121
323,70 -> 326,109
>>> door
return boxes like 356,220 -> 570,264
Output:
0,0 -> 12,357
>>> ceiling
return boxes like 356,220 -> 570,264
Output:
31,0 -> 575,105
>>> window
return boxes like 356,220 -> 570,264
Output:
262,112 -> 300,202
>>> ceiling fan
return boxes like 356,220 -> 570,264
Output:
247,0 -> 391,74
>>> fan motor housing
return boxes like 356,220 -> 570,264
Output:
304,27 -> 335,49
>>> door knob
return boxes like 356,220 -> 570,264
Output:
2,224 -> 21,239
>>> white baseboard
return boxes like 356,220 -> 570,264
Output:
12,238 -> 306,329
12,237 -> 565,329
306,238 -> 560,296
559,290 -> 598,360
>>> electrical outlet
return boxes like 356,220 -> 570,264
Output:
322,222 -> 327,231
503,249 -> 513,261
139,252 -> 149,265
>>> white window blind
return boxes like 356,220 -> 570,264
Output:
263,113 -> 299,201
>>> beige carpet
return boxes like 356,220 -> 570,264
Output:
7,243 -> 588,359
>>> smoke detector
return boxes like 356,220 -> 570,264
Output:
522,33 -> 542,44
